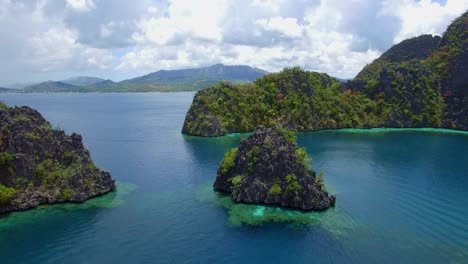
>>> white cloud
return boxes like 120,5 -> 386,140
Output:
66,0 -> 95,12
133,0 -> 227,45
25,22 -> 115,72
382,0 -> 468,43
100,22 -> 113,38
251,0 -> 285,12
0,0 -> 116,84
147,6 -> 158,14
121,0 -> 385,78
0,0 -> 467,85
255,17 -> 303,38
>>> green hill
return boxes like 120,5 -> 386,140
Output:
120,64 -> 268,92
61,76 -> 106,86
22,81 -> 77,93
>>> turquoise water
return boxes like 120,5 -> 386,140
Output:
1,93 -> 467,263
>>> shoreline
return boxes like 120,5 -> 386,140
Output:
182,127 -> 468,139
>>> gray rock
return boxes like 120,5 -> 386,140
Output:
0,104 -> 115,214
214,126 -> 335,211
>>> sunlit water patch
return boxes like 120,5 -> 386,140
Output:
309,127 -> 468,135
0,181 -> 137,230
195,182 -> 363,235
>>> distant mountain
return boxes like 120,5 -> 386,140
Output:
21,78 -> 114,93
22,81 -> 78,93
4,82 -> 39,89
120,64 -> 269,91
0,87 -> 14,93
65,80 -> 121,92
61,76 -> 106,86
18,64 -> 269,93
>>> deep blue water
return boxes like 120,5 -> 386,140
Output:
0,93 -> 467,263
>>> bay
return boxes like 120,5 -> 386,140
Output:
1,93 -> 467,263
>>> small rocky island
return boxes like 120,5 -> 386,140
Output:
214,126 -> 336,211
0,101 -> 115,214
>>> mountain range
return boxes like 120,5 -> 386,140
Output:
61,76 -> 107,86
15,64 -> 268,93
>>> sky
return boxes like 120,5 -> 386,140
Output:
0,0 -> 467,86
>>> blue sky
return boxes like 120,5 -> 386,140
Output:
0,0 -> 466,86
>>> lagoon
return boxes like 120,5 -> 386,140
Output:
1,93 -> 467,263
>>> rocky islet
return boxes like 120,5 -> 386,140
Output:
214,126 -> 336,211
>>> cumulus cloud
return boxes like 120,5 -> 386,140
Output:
0,0 -> 116,84
66,0 -> 95,12
132,0 -> 227,45
255,17 -> 303,38
0,0 -> 466,85
382,0 -> 468,43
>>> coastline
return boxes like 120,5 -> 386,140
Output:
182,127 -> 468,139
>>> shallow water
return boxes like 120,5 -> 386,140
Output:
1,93 -> 467,263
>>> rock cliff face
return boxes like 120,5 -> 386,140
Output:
213,127 -> 335,211
0,102 -> 115,214
347,11 -> 467,130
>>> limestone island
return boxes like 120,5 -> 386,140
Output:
183,11 -> 467,137
0,101 -> 115,215
214,126 -> 336,211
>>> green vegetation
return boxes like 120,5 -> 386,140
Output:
246,146 -> 261,173
0,102 -> 116,214
213,127 -> 335,211
25,132 -> 41,140
34,159 -> 79,186
229,175 -> 244,187
0,101 -> 8,110
0,184 -> 16,205
349,12 -> 467,130
316,172 -> 326,192
13,114 -> 31,123
13,178 -> 32,189
229,175 -> 245,195
63,150 -> 75,160
183,67 -> 401,135
285,174 -> 302,194
39,123 -> 52,130
379,34 -> 441,62
86,162 -> 98,171
0,152 -> 14,175
220,148 -> 238,174
85,178 -> 95,190
296,147 -> 311,168
60,188 -> 75,200
274,126 -> 298,144
268,181 -> 282,197
0,152 -> 13,167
